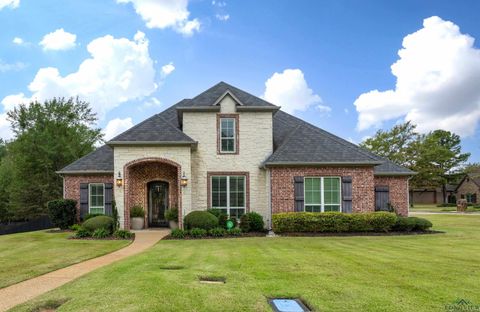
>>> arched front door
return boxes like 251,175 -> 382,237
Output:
148,181 -> 169,227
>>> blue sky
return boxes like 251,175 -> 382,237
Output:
0,0 -> 479,162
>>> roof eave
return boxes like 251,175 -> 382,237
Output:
56,170 -> 114,175
236,106 -> 280,112
107,141 -> 198,149
262,161 -> 383,168
374,172 -> 416,176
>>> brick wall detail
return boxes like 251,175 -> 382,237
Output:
63,174 -> 114,221
270,167 -> 375,214
374,176 -> 409,216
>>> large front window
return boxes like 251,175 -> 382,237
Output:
89,183 -> 105,214
220,118 -> 236,153
304,177 -> 341,212
211,175 -> 245,217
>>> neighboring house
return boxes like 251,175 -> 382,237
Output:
455,173 -> 480,204
410,185 -> 457,205
58,82 -> 414,230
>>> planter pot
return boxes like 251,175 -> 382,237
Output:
169,221 -> 178,229
131,217 -> 144,230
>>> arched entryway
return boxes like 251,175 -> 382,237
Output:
124,158 -> 181,229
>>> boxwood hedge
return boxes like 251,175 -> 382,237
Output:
272,212 -> 401,233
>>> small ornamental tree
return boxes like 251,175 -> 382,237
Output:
47,199 -> 77,229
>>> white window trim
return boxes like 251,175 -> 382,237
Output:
304,177 -> 342,212
220,117 -> 236,153
89,183 -> 105,214
211,175 -> 246,215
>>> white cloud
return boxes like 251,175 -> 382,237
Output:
317,104 -> 332,116
0,0 -> 19,10
215,14 -> 229,21
263,68 -> 324,114
117,0 -> 201,36
355,16 -> 480,137
161,62 -> 175,78
1,31 -> 157,120
12,37 -> 24,45
39,28 -> 77,51
103,117 -> 134,141
0,60 -> 27,73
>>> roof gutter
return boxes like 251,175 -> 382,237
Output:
261,160 -> 383,169
374,172 -> 417,176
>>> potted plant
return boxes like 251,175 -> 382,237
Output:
130,205 -> 145,230
165,207 -> 179,229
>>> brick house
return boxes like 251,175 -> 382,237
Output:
58,82 -> 413,230
455,173 -> 480,204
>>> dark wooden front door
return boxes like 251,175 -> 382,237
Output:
148,181 -> 169,227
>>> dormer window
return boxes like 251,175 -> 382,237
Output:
218,114 -> 239,154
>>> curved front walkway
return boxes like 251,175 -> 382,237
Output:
0,229 -> 169,312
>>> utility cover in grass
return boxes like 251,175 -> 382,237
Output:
268,298 -> 309,312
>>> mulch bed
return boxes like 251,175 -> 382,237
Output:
163,231 -> 267,240
68,235 -> 135,241
163,230 -> 444,240
278,230 -> 444,237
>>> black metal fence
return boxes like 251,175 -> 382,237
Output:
0,215 -> 53,235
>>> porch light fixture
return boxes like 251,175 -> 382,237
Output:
181,172 -> 188,187
116,171 -> 123,187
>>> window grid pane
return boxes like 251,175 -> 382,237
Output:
220,118 -> 236,152
212,177 -> 227,208
211,175 -> 246,216
304,178 -> 321,205
89,184 -> 104,213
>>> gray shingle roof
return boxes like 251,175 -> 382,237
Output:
108,111 -> 195,144
58,145 -> 113,173
186,81 -> 278,107
60,82 -> 413,176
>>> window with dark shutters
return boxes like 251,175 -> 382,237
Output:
104,183 -> 113,215
293,176 -> 304,212
342,176 -> 352,213
79,183 -> 89,219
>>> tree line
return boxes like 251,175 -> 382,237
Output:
0,98 -> 102,222
360,121 -> 474,203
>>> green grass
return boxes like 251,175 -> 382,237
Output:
0,230 -> 130,289
411,204 -> 480,212
11,214 -> 480,312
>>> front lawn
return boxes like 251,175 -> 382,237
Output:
0,230 -> 130,289
11,214 -> 480,312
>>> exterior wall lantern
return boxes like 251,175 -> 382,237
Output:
181,172 -> 188,187
116,171 -> 123,187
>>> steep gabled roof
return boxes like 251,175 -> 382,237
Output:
186,81 -> 278,107
107,110 -> 196,145
58,145 -> 113,174
59,82 -> 413,176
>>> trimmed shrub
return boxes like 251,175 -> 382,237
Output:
394,217 -> 432,232
92,228 -> 109,239
171,228 -> 186,239
114,229 -> 134,239
69,224 -> 82,231
130,205 -> 145,218
272,212 -> 397,233
189,228 -> 207,238
218,213 -> 229,229
184,211 -> 218,230
240,212 -> 264,232
165,207 -> 179,222
209,227 -> 226,237
74,227 -> 91,238
227,228 -> 242,236
47,199 -> 77,230
83,213 -> 105,221
239,214 -> 250,232
82,216 -> 114,234
207,209 -> 224,218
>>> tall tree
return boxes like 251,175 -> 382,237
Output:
360,121 -> 419,168
411,130 -> 470,203
6,97 -> 103,219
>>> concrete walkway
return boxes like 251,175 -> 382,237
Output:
0,229 -> 169,312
